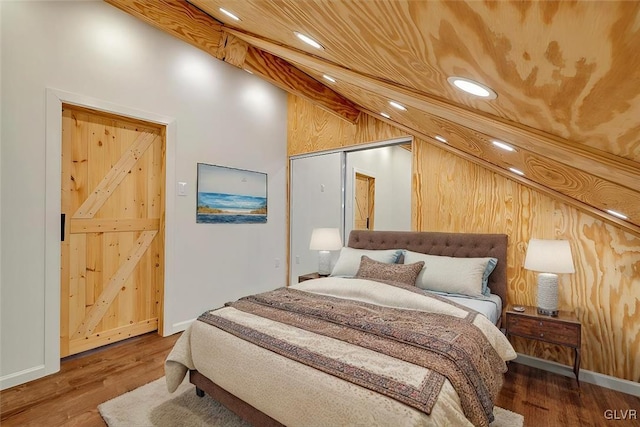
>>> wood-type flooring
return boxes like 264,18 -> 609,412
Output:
1,332 -> 638,426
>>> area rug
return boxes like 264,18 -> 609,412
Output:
99,377 -> 524,427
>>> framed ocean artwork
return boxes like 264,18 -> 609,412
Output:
196,163 -> 267,224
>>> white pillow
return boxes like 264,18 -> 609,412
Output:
404,251 -> 497,297
330,247 -> 403,277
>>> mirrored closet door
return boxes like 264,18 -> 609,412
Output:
289,152 -> 344,285
289,137 -> 412,285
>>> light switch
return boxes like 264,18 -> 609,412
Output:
178,181 -> 187,196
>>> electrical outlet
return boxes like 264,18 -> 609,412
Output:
295,255 -> 300,264
275,258 -> 280,268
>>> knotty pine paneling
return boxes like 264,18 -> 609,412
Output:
288,94 -> 355,156
117,0 -> 640,234
195,0 -> 640,162
198,0 -> 640,162
289,95 -> 640,382
353,112 -> 409,144
288,94 -> 408,156
414,140 -> 640,382
247,50 -> 361,124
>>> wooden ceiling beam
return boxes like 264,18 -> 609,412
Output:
104,1 -> 360,124
105,0 -> 223,58
214,32 -> 360,123
216,31 -> 249,67
357,107 -> 640,239
225,28 -> 640,193
212,31 -> 360,123
216,32 -> 360,123
243,45 -> 360,124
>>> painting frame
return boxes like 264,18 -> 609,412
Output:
196,163 -> 267,224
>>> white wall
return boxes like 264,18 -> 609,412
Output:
0,1 -> 287,389
345,145 -> 412,237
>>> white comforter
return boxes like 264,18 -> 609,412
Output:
165,277 -> 517,426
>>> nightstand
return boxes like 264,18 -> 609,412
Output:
505,304 -> 581,385
298,272 -> 322,283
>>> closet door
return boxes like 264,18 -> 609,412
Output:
289,153 -> 343,285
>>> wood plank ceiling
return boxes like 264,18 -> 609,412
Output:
106,0 -> 640,237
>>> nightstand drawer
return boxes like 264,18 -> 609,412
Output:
298,272 -> 321,283
507,315 -> 580,347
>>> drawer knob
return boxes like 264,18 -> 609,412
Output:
539,321 -> 543,326
540,333 -> 544,338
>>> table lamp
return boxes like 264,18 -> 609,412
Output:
524,239 -> 575,316
309,228 -> 342,276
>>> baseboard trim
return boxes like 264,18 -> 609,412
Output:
514,353 -> 640,397
163,318 -> 196,336
0,364 -> 46,391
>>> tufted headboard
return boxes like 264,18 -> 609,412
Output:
347,230 -> 508,305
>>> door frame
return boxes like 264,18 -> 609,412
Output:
353,169 -> 376,230
44,88 -> 176,378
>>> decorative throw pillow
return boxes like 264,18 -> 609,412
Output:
355,256 -> 424,286
330,247 -> 403,277
403,251 -> 498,297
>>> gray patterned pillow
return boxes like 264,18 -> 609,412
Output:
355,256 -> 424,286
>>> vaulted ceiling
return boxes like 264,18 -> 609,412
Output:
106,0 -> 640,237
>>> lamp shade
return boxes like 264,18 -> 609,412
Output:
309,228 -> 342,251
524,239 -> 575,274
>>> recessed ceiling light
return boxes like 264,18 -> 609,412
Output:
447,76 -> 497,99
219,8 -> 240,21
492,140 -> 516,152
607,209 -> 628,220
434,135 -> 448,143
323,74 -> 336,83
509,167 -> 525,176
389,101 -> 407,111
380,112 -> 391,119
294,32 -> 323,49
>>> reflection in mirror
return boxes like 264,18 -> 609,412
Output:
289,152 -> 343,285
289,138 -> 412,285
344,143 -> 412,239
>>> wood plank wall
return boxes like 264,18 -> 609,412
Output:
288,95 -> 406,155
288,94 -> 640,382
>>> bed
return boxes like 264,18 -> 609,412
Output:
165,230 -> 516,427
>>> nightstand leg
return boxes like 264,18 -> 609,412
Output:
574,347 -> 581,387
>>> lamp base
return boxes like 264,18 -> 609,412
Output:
537,307 -> 559,317
317,250 -> 332,276
537,272 -> 559,317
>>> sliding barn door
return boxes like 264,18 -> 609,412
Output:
60,104 -> 165,357
354,172 -> 375,230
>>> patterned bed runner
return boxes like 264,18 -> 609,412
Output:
197,287 -> 506,427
